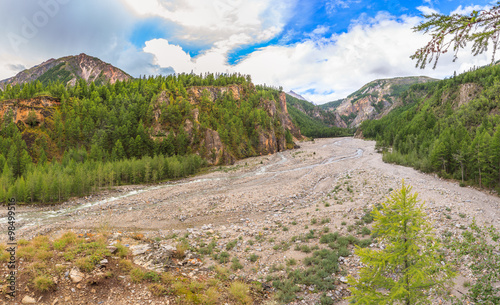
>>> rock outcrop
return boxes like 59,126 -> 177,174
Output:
188,85 -> 245,103
0,95 -> 60,127
150,85 -> 302,165
324,76 -> 438,128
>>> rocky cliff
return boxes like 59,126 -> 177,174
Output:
149,85 -> 303,165
324,76 -> 438,127
0,95 -> 60,127
0,53 -> 131,88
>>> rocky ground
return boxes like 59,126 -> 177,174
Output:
2,137 -> 499,304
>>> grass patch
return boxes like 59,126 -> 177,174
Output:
229,281 -> 252,305
33,275 -> 55,292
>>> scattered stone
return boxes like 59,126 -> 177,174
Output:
130,244 -> 151,256
21,296 -> 36,304
69,268 -> 84,283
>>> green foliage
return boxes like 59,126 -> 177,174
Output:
450,221 -> 500,304
361,64 -> 500,190
286,94 -> 353,138
2,154 -> 204,203
412,4 -> 500,68
348,182 -> 454,304
0,72 -> 301,204
273,233 -> 358,302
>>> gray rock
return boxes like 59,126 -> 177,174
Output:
106,246 -> 118,254
130,244 -> 151,256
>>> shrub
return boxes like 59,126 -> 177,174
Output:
248,254 -> 259,262
130,267 -> 146,283
33,275 -> 55,292
231,257 -> 243,270
219,251 -> 230,264
229,281 -> 252,305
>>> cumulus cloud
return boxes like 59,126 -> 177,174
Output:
144,11 -> 492,103
121,0 -> 293,45
0,0 -> 495,105
451,5 -> 491,15
416,6 -> 439,15
0,0 -> 170,80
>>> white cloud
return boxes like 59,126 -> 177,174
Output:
451,5 -> 490,15
326,0 -> 361,13
416,6 -> 439,15
121,0 -> 293,45
0,0 -> 173,80
142,11 -> 493,104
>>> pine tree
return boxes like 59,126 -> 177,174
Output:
348,181 -> 454,304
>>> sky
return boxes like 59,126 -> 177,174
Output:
0,0 -> 496,104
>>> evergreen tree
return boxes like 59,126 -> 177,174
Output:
348,182 -> 454,304
490,127 -> 500,185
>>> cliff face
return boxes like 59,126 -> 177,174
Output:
150,86 -> 303,165
0,95 -> 60,127
188,85 -> 244,103
0,53 -> 131,88
325,76 -> 438,128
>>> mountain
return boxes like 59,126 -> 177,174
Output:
285,93 -> 353,138
359,64 -> 500,190
323,76 -> 438,127
287,90 -> 309,102
0,53 -> 131,88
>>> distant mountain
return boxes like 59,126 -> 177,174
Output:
324,76 -> 438,127
285,92 -> 353,138
286,90 -> 309,102
0,53 -> 131,88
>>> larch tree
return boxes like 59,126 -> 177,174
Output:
412,3 -> 500,68
348,181 -> 455,304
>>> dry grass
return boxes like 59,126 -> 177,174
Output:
229,281 -> 252,305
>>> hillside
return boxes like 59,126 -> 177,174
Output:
0,72 -> 302,204
285,93 -> 353,138
359,65 -> 500,190
323,76 -> 438,127
0,53 -> 131,88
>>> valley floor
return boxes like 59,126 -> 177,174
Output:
2,137 -> 500,304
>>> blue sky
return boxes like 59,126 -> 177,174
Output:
0,0 -> 496,103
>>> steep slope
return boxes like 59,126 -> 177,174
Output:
359,65 -> 500,190
319,99 -> 343,111
285,93 -> 353,138
0,53 -> 131,88
324,76 -> 438,127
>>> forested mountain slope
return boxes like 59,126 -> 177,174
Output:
0,73 -> 302,203
285,93 -> 353,138
360,65 -> 500,190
